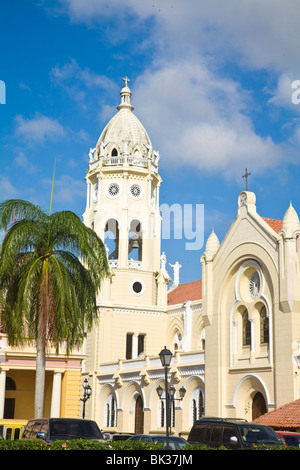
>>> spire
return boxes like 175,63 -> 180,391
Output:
205,228 -> 220,259
282,201 -> 300,237
117,76 -> 134,111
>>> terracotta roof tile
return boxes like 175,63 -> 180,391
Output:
253,398 -> 300,429
167,280 -> 202,306
262,217 -> 283,234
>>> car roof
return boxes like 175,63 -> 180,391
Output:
276,430 -> 300,435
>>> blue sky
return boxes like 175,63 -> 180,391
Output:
1,0 -> 300,284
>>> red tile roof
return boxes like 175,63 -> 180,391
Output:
253,398 -> 300,429
167,280 -> 202,306
262,217 -> 283,234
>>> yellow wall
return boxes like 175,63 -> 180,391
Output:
61,370 -> 81,418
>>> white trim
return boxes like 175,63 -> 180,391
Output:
131,279 -> 145,296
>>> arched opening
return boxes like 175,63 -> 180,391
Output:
128,219 -> 142,262
252,392 -> 267,420
134,395 -> 144,434
111,148 -> 118,156
105,219 -> 119,262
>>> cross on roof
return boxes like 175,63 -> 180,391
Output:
242,168 -> 251,191
123,76 -> 130,87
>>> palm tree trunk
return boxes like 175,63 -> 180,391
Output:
34,332 -> 46,418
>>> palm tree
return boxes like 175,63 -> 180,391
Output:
0,198 -> 109,418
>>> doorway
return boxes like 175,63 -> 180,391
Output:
252,392 -> 267,420
134,395 -> 144,434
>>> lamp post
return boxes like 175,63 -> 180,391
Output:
157,346 -> 186,449
81,378 -> 92,419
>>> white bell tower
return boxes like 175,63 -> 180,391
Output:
83,78 -> 166,306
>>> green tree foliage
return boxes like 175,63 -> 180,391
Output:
0,199 -> 109,417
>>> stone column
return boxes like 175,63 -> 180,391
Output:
50,372 -> 62,418
0,370 -> 6,419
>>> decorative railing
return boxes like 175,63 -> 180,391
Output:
103,156 -> 125,166
128,259 -> 142,269
108,259 -> 119,269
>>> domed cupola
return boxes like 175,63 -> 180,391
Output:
282,202 -> 300,237
96,77 -> 153,160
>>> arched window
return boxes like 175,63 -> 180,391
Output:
111,148 -> 118,156
242,309 -> 251,346
105,394 -> 117,427
190,388 -> 204,426
159,393 -> 175,428
260,306 -> 269,344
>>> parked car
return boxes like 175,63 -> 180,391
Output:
275,430 -> 300,447
0,419 -> 28,440
128,434 -> 188,449
21,418 -> 104,443
188,417 -> 285,449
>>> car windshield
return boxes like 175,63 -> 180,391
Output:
241,425 -> 281,444
50,420 -> 103,439
283,435 -> 300,446
153,436 -> 187,449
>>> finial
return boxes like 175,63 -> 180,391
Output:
118,76 -> 134,111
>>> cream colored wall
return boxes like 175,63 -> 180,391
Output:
202,194 -> 300,420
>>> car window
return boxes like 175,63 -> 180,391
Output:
284,436 -> 300,446
22,421 -> 35,438
241,425 -> 280,444
222,426 -> 238,445
32,421 -> 43,437
189,423 -> 211,442
210,425 -> 223,443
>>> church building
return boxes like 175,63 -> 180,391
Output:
82,78 -> 300,437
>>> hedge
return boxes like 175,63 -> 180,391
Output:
0,439 -> 299,450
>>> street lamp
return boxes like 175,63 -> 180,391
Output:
156,346 -> 186,449
81,378 -> 92,419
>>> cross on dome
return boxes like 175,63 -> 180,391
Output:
123,76 -> 130,87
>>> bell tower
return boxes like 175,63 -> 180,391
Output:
83,78 -> 165,306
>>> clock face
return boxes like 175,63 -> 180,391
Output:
249,271 -> 260,299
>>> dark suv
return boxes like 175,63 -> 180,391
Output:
22,418 -> 104,443
188,417 -> 284,449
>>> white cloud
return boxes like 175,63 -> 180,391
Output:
50,59 -> 118,109
47,174 -> 85,205
132,62 -> 287,177
0,176 -> 18,200
49,0 -> 300,177
15,113 -> 66,143
14,152 -> 36,173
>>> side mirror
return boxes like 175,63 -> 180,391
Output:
230,436 -> 238,445
36,432 -> 46,440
